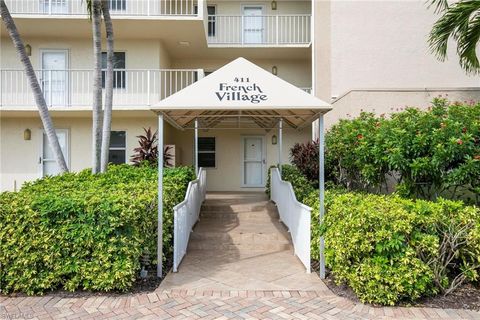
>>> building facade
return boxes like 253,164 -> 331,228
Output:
0,0 -> 478,191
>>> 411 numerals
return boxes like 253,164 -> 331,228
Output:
234,77 -> 250,83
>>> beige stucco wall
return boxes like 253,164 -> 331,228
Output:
0,115 -> 310,192
211,1 -> 310,15
172,58 -> 312,88
167,127 -> 311,191
0,37 -> 171,70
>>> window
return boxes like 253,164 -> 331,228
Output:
101,52 -> 126,89
194,5 -> 216,36
109,131 -> 126,164
108,0 -> 126,11
198,137 -> 216,168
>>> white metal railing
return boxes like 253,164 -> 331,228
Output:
0,69 -> 201,107
6,0 -> 199,16
270,167 -> 311,273
172,168 -> 207,272
207,15 -> 311,46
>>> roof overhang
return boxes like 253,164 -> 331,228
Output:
152,57 -> 331,130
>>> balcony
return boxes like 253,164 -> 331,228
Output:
0,69 -> 202,109
206,14 -> 311,47
6,0 -> 200,17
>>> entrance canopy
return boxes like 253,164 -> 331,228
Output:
152,58 -> 331,130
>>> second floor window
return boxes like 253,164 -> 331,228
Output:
108,0 -> 126,11
195,5 -> 216,37
102,52 -> 126,89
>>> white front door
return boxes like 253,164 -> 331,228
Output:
41,50 -> 68,106
242,136 -> 265,187
243,6 -> 264,44
41,0 -> 68,14
41,129 -> 69,176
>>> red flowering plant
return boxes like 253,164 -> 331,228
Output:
323,98 -> 480,204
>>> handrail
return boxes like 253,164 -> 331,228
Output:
270,167 -> 311,273
172,168 -> 207,272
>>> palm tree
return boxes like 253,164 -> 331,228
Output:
91,0 -> 103,174
100,0 -> 114,173
428,0 -> 480,74
0,0 -> 69,173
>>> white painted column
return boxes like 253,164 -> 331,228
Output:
194,118 -> 199,175
318,114 -> 325,279
278,118 -> 283,176
157,113 -> 164,278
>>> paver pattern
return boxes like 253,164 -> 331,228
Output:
2,193 -> 479,319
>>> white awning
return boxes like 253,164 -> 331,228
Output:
152,57 -> 331,129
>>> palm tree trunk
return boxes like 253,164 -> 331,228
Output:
100,0 -> 114,173
91,0 -> 103,174
0,0 -> 69,173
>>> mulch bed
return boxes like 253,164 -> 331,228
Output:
311,260 -> 480,311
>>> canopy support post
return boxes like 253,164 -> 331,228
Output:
194,118 -> 199,175
157,113 -> 164,278
318,114 -> 325,279
278,117 -> 283,176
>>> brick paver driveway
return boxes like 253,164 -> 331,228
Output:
2,193 -> 479,319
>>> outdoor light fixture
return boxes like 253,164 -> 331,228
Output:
25,44 -> 32,56
272,66 -> 277,75
272,134 -> 277,145
24,129 -> 31,141
271,1 -> 277,10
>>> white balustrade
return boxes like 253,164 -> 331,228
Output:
207,15 -> 311,46
172,168 -> 207,272
0,69 -> 200,108
6,0 -> 198,16
270,167 -> 311,273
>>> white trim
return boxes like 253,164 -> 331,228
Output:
39,128 -> 70,177
240,134 -> 266,188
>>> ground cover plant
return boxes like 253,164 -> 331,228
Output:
0,164 -> 195,295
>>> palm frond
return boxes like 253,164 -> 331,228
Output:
429,0 -> 480,74
427,0 -> 450,13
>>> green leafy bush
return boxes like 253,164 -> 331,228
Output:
303,191 -> 480,305
281,168 -> 480,305
0,164 -> 194,295
326,98 -> 480,204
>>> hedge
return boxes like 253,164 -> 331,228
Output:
278,164 -> 480,305
0,164 -> 195,295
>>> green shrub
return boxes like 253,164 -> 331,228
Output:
326,98 -> 480,204
0,164 -> 194,295
303,191 -> 480,305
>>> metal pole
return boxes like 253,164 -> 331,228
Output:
318,114 -> 325,279
157,113 -> 164,278
278,118 -> 283,176
194,118 -> 199,175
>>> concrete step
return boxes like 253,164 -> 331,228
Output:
199,211 -> 279,221
187,241 -> 293,252
201,202 -> 273,213
190,231 -> 291,243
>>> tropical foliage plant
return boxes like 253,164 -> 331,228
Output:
130,128 -> 173,167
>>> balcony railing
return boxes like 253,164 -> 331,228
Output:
0,69 -> 201,108
6,0 -> 199,16
207,14 -> 311,46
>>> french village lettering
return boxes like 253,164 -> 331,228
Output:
215,77 -> 267,104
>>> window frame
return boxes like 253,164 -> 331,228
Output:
197,136 -> 216,169
101,51 -> 126,90
108,130 -> 127,164
194,5 -> 217,37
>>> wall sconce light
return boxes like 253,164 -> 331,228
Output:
24,128 -> 31,141
271,1 -> 277,10
271,134 -> 277,145
272,66 -> 277,75
25,44 -> 32,56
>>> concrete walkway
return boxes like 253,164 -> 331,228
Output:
1,192 -> 479,319
158,192 -> 327,292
